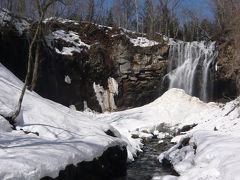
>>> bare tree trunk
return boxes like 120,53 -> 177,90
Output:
134,0 -> 139,32
12,17 -> 42,120
29,34 -> 41,91
11,0 -> 57,121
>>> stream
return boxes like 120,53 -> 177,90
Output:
126,134 -> 179,180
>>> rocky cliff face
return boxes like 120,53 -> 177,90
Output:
214,38 -> 238,101
0,11 -> 169,112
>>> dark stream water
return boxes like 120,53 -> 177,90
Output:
126,137 -> 178,180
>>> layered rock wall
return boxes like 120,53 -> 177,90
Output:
0,14 -> 169,112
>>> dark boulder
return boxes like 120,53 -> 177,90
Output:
42,146 -> 127,180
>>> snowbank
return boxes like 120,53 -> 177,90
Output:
0,63 -> 125,179
156,95 -> 240,179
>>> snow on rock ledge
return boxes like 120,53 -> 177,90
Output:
47,30 -> 90,56
0,8 -> 30,35
129,37 -> 159,47
43,17 -> 79,25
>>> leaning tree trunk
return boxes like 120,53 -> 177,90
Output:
9,0 -> 61,124
29,31 -> 41,91
11,13 -> 44,121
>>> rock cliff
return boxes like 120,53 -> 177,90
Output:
0,10 -> 169,112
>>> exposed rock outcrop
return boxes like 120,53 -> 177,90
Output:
0,12 -> 169,112
214,38 -> 238,101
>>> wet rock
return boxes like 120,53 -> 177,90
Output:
179,124 -> 198,133
105,130 -> 117,137
178,137 -> 191,149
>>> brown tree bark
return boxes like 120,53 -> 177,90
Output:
11,0 -> 59,122
29,33 -> 41,91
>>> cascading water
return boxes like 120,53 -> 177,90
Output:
165,40 -> 217,101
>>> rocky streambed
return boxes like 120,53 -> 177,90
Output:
41,124 -> 182,180
126,124 -> 180,180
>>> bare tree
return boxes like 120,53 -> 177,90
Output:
86,0 -> 95,22
112,0 -> 122,27
134,0 -> 139,32
96,0 -> 105,24
143,0 -> 154,37
11,0 -> 64,122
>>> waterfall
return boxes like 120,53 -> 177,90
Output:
166,40 -> 217,101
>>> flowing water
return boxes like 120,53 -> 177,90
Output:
126,137 -> 178,180
165,40 -> 218,101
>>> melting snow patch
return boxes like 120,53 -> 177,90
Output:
43,17 -> 79,25
50,30 -> 90,56
0,8 -> 30,35
129,37 -> 159,47
64,75 -> 71,84
215,63 -> 218,71
96,24 -> 113,30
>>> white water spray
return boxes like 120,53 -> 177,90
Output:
166,40 -> 217,101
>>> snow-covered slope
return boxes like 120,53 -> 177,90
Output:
0,63 -> 126,179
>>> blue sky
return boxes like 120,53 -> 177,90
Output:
183,0 -> 214,20
104,0 -> 214,21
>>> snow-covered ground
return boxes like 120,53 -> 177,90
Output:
95,86 -> 240,179
0,64 -> 125,179
1,62 -> 240,179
